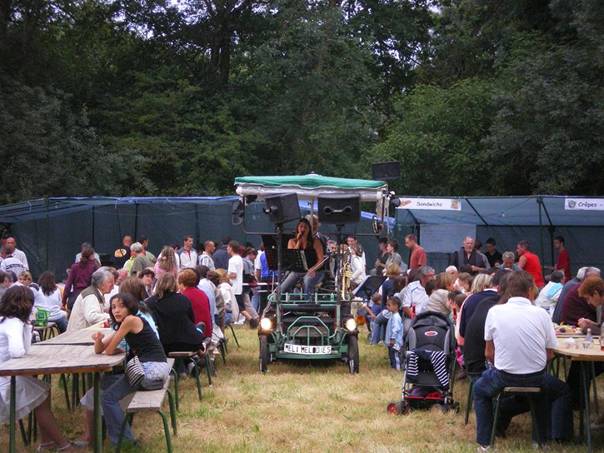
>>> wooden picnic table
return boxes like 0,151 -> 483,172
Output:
0,344 -> 125,453
38,327 -> 113,345
553,341 -> 604,453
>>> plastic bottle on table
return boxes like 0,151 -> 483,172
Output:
584,328 -> 593,350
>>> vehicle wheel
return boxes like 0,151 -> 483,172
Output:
347,335 -> 359,374
259,336 -> 269,373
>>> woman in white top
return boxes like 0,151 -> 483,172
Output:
37,272 -> 68,332
215,269 -> 239,326
0,286 -> 77,451
350,244 -> 367,287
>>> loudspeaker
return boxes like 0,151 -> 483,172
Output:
231,200 -> 245,225
318,194 -> 360,224
372,161 -> 401,181
264,193 -> 300,224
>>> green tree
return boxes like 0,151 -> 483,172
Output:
369,78 -> 496,195
0,73 -> 140,203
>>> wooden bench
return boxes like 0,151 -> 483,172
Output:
116,358 -> 177,453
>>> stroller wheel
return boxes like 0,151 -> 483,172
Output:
387,401 -> 410,415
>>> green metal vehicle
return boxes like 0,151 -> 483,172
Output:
234,174 -> 393,374
258,291 -> 360,373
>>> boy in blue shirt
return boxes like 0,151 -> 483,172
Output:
385,296 -> 404,370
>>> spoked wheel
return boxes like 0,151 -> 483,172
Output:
347,335 -> 359,374
259,336 -> 269,373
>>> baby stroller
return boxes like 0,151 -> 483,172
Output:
387,311 -> 459,414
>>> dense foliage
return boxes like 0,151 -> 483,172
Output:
1,0 -> 602,203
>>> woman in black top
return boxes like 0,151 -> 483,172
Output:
93,293 -> 170,446
145,273 -> 205,353
279,218 -> 325,295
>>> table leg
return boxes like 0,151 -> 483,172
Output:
9,375 -> 16,453
581,362 -> 593,453
93,372 -> 102,453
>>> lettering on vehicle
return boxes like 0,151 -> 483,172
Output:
283,343 -> 332,354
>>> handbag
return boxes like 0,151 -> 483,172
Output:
125,355 -> 145,388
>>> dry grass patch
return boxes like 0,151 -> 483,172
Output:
1,326 -> 601,452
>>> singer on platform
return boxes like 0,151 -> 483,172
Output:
279,218 -> 325,297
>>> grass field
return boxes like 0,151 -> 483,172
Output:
3,326 -> 602,452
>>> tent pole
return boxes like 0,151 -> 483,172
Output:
45,199 -> 50,272
539,198 -> 556,268
195,204 -> 200,245
537,197 -> 545,264
134,203 -> 139,242
91,206 -> 96,248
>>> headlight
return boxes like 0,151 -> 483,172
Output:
260,317 -> 273,331
345,318 -> 357,332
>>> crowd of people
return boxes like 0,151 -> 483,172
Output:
0,227 -> 602,450
0,233 -> 267,449
361,233 -> 603,450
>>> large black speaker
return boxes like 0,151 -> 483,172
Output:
264,193 -> 300,224
372,161 -> 401,181
318,194 -> 360,224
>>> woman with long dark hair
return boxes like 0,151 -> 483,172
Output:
37,272 -> 68,332
62,246 -> 99,310
94,293 -> 169,446
279,218 -> 325,296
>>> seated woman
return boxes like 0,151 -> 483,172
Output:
0,286 -> 78,451
423,272 -> 455,317
93,293 -> 170,447
36,271 -> 68,333
146,273 -> 205,353
77,276 -> 159,448
279,218 -> 325,296
177,269 -> 213,338
215,269 -> 239,326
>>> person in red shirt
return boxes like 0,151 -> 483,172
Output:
404,234 -> 427,270
553,236 -> 571,282
516,240 -> 545,288
177,268 -> 213,338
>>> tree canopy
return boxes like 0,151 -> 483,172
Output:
1,0 -> 602,203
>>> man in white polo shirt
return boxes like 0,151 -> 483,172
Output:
178,235 -> 198,269
473,271 -> 572,450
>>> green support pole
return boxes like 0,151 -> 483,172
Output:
93,372 -> 102,453
9,376 -> 16,453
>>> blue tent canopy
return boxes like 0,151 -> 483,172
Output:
395,196 -> 604,227
394,195 -> 604,273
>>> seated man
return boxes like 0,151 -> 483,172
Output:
473,271 -> 572,450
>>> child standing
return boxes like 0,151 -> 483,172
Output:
385,297 -> 404,370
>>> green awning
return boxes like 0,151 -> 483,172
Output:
234,174 -> 385,190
